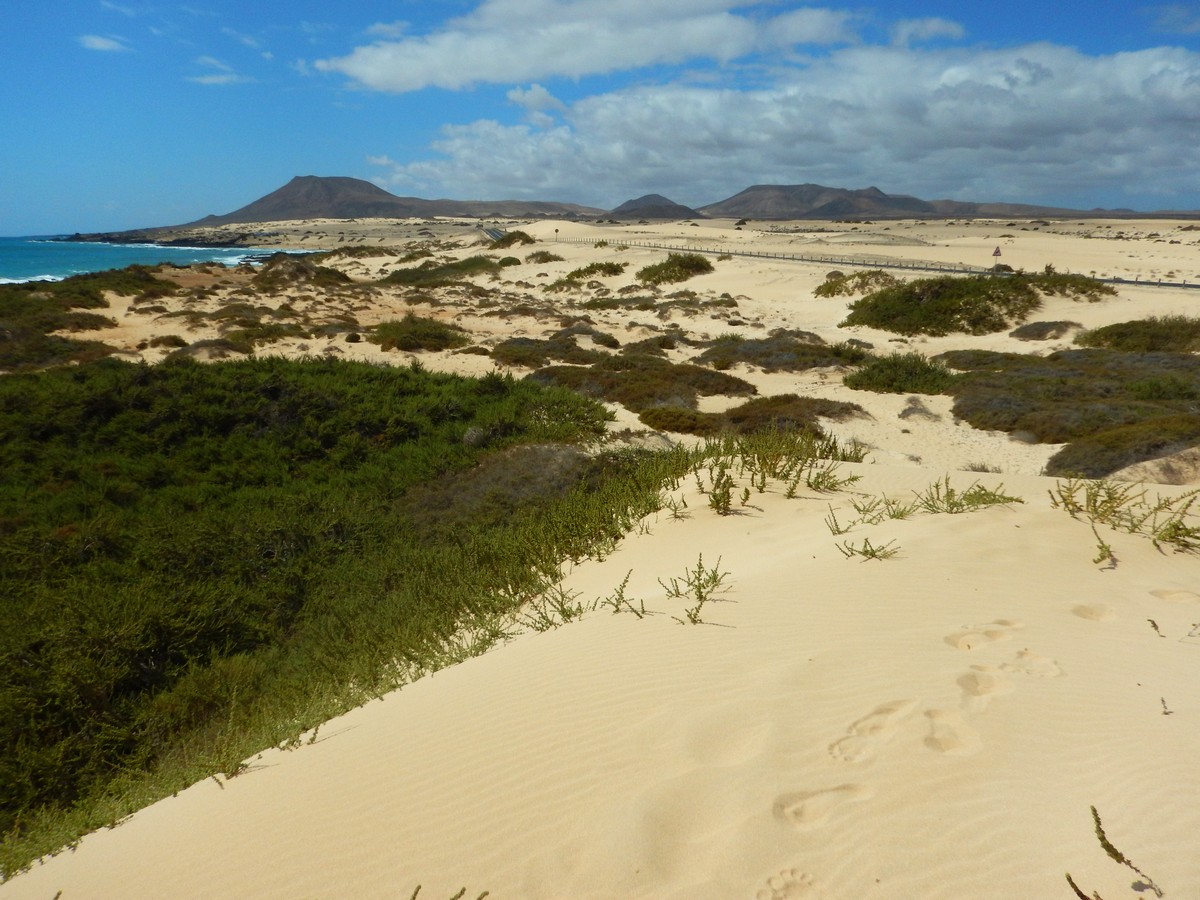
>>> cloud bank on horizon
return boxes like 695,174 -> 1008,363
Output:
3,1 -> 1200,232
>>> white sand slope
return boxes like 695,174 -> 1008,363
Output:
4,466 -> 1198,899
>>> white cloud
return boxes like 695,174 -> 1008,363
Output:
315,1 -> 857,92
365,20 -> 408,39
79,34 -> 131,52
222,27 -> 263,50
891,17 -> 965,47
1150,4 -> 1200,34
370,42 -> 1200,210
188,55 -> 251,85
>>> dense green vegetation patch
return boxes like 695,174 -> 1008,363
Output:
843,351 -> 957,395
841,270 -> 1114,336
566,261 -> 627,280
639,394 -> 865,437
251,255 -> 354,293
1010,320 -> 1081,341
0,357 -> 616,864
525,250 -> 564,265
528,354 -> 755,412
0,266 -> 181,371
1075,315 -> 1200,353
378,256 -> 500,287
369,313 -> 471,352
692,331 -> 870,372
636,252 -> 715,286
489,230 -> 535,249
935,348 -> 1200,476
814,269 -> 901,297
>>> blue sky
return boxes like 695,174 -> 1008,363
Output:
3,1 -> 1200,234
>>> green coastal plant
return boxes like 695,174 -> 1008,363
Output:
369,313 -> 472,352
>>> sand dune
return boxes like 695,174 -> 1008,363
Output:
4,217 -> 1199,898
4,465 -> 1198,898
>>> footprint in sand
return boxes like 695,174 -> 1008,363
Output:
924,709 -> 982,756
957,665 -> 1014,712
756,868 -> 825,899
773,784 -> 873,830
1000,649 -> 1064,678
828,699 -> 918,763
1073,603 -> 1117,622
945,619 -> 1024,651
1151,589 -> 1200,603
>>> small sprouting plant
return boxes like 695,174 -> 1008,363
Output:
599,570 -> 650,619
708,464 -> 735,515
519,585 -> 596,632
1091,525 -> 1117,568
824,505 -> 852,535
914,477 -> 1023,514
1064,806 -> 1163,900
660,554 -> 732,624
836,537 -> 900,561
1050,478 -> 1200,553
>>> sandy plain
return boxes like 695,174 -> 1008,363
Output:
2,216 -> 1199,899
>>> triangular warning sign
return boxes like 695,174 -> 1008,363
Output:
993,247 -> 1002,257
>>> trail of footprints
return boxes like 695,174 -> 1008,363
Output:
757,617 -> 1066,898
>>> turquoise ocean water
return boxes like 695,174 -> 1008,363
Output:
0,235 -> 275,283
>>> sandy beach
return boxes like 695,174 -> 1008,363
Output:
3,216 -> 1199,898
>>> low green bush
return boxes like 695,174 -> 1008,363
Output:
498,256 -> 522,268
528,354 -> 755,412
693,331 -> 869,372
489,230 -> 535,249
1076,315 -> 1200,353
369,314 -> 471,352
843,352 -> 956,394
841,274 -> 1043,336
1010,320 -> 1081,341
525,250 -> 564,264
378,256 -> 500,287
815,269 -> 901,297
1046,415 -> 1200,477
636,252 -> 714,286
566,261 -> 626,280
639,394 -> 864,436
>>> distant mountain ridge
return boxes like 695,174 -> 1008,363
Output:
190,175 -> 606,225
66,176 -> 1200,244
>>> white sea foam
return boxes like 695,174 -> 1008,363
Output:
0,274 -> 63,284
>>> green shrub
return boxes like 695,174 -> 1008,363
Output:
498,256 -> 522,268
148,334 -> 189,349
529,354 -> 755,412
638,394 -> 863,436
815,269 -> 901,297
1026,266 -> 1116,302
566,261 -> 626,280
0,357 -> 613,866
378,256 -> 500,287
369,314 -> 471,352
843,352 -> 956,394
636,252 -> 715,286
1010,321 -> 1081,341
638,406 -> 723,436
525,250 -> 565,264
1076,315 -> 1200,353
1045,415 -> 1200,477
252,255 -> 352,293
693,331 -> 870,372
841,274 -> 1043,336
489,230 -> 535,249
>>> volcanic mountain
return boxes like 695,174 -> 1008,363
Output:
188,176 -> 605,225
608,194 -> 705,220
